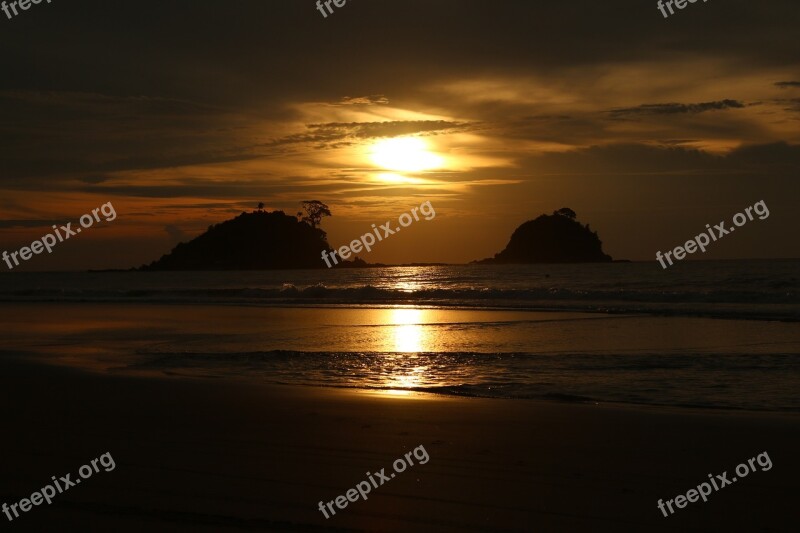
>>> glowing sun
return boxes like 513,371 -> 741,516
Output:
370,137 -> 443,172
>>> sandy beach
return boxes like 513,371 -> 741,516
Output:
1,355 -> 797,532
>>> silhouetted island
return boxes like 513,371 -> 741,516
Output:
140,209 -> 336,271
475,208 -> 612,264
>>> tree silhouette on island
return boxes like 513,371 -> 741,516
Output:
138,203 -> 611,271
140,201 -> 337,271
296,200 -> 331,228
475,208 -> 612,264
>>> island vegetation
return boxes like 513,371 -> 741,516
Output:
474,208 -> 613,264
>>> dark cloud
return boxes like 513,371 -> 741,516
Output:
268,120 -> 471,148
0,1 -> 797,107
775,81 -> 800,88
73,178 -> 358,200
0,219 -> 55,229
610,100 -> 746,118
0,91 -> 267,182
309,120 -> 471,139
725,141 -> 800,168
515,142 -> 800,178
80,175 -> 111,184
491,115 -> 611,146
161,203 -> 244,210
773,98 -> 800,112
655,139 -> 701,146
336,96 -> 390,106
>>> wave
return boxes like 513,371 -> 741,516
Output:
122,349 -> 800,412
2,283 -> 796,320
3,282 -> 795,304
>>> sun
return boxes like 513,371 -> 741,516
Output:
370,137 -> 443,172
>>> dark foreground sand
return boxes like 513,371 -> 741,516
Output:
0,359 -> 797,532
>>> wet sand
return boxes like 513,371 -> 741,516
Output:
0,358 -> 797,532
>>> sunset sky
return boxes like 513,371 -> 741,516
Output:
1,0 -> 798,270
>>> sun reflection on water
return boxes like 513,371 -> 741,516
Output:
378,308 -> 433,395
389,308 -> 426,352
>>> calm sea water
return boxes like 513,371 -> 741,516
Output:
1,261 -> 798,411
1,260 -> 798,320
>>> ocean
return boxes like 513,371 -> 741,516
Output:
1,260 -> 798,411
